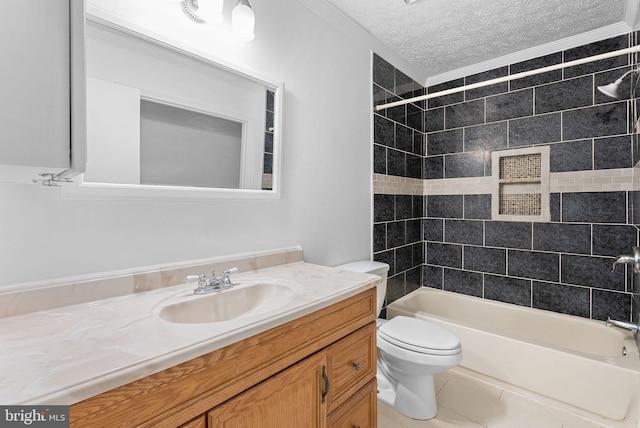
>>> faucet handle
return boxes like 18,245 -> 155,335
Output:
219,267 -> 239,285
185,274 -> 208,289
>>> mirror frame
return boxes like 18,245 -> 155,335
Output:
64,10 -> 283,201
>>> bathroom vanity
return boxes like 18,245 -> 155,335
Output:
0,248 -> 378,427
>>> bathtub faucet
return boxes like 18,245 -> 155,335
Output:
606,317 -> 639,334
611,247 -> 640,273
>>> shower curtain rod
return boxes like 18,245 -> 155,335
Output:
374,45 -> 640,111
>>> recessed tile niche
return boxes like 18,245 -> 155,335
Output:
491,146 -> 550,222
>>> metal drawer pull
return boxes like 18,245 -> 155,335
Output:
321,365 -> 330,403
352,425 -> 361,428
352,362 -> 361,371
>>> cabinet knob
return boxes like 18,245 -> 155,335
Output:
352,425 -> 361,428
352,362 -> 360,371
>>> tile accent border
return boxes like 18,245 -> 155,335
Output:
374,168 -> 634,196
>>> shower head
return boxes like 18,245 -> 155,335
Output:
597,68 -> 640,98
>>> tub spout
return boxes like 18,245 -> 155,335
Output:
606,317 -> 639,334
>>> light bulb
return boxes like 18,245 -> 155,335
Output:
232,0 -> 255,41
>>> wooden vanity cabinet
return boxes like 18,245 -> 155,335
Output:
70,288 -> 377,428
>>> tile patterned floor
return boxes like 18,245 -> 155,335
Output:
378,367 -> 632,428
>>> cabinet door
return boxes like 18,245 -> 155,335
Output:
208,352 -> 328,428
328,379 -> 377,428
0,0 -> 85,183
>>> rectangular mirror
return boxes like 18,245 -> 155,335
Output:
67,11 -> 281,200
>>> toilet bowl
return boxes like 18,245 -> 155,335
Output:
337,261 -> 462,420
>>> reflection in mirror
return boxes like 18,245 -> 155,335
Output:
81,17 -> 280,197
139,99 -> 244,189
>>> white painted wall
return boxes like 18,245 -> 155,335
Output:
0,0 -> 373,287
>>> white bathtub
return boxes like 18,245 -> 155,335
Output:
387,287 -> 640,425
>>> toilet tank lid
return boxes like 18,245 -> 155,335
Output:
335,260 -> 389,276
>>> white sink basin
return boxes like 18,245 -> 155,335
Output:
157,282 -> 296,324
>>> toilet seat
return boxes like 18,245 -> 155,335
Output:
378,316 -> 461,356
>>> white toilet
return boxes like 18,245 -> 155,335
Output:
337,260 -> 462,420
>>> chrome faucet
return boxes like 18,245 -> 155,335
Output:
606,317 -> 639,334
185,268 -> 239,295
611,247 -> 640,273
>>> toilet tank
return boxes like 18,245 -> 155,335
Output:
336,260 -> 389,316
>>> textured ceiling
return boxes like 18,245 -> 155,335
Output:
322,0 -> 631,83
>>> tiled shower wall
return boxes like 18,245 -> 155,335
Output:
374,34 -> 640,321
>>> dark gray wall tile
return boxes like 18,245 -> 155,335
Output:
444,220 -> 484,245
445,152 -> 486,178
508,250 -> 559,282
374,223 -> 386,252
407,154 -> 422,179
387,221 -> 405,248
550,193 -> 561,222
464,246 -> 506,274
427,195 -> 464,218
485,221 -> 532,249
445,99 -> 485,129
509,113 -> 561,147
533,223 -> 591,254
564,35 -> 629,78
424,156 -> 444,179
444,268 -> 483,297
532,281 -> 590,317
486,89 -> 533,122
592,224 -> 638,257
563,102 -> 628,140
396,124 -> 414,152
484,275 -> 531,306
562,254 -> 625,290
464,194 -> 492,219
397,245 -> 415,272
510,53 -> 563,90
374,115 -> 394,146
594,135 -> 633,170
387,149 -> 406,177
425,107 -> 445,132
396,195 -> 413,220
374,194 -> 394,222
465,122 -> 508,152
550,140 -> 592,172
374,144 -> 387,174
428,78 -> 464,108
373,54 -> 394,92
592,289 -> 632,321
562,192 -> 627,223
428,129 -> 464,155
427,242 -> 463,268
465,66 -> 509,100
535,76 -> 593,114
423,265 -> 443,288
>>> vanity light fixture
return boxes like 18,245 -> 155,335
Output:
231,0 -> 255,42
181,0 -> 223,24
181,0 -> 255,42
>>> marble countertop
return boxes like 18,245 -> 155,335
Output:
0,261 -> 377,405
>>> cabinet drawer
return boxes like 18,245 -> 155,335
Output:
326,322 -> 376,412
328,379 -> 377,428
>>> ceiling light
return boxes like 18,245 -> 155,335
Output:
232,0 -> 255,42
